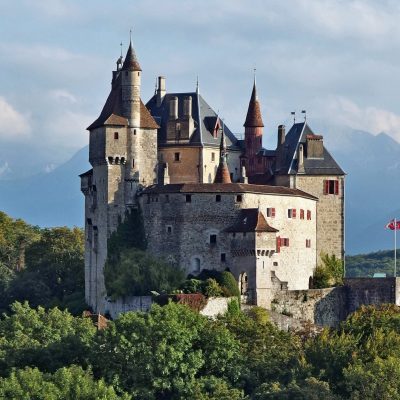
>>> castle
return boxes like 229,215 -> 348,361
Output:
80,40 -> 345,314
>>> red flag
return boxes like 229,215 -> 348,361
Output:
386,220 -> 400,230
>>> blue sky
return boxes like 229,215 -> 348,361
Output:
1,0 -> 400,178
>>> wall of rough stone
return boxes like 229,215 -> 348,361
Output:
200,297 -> 235,318
105,296 -> 153,319
272,287 -> 347,327
294,175 -> 344,262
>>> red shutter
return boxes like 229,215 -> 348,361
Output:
334,180 -> 339,195
307,210 -> 311,220
272,208 -> 275,217
292,208 -> 296,218
276,237 -> 281,253
324,180 -> 329,195
300,209 -> 304,219
287,238 -> 290,247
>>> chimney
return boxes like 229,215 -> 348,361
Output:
240,165 -> 248,184
183,96 -> 192,118
306,134 -> 324,159
163,162 -> 170,185
156,76 -> 166,107
277,125 -> 285,146
298,144 -> 305,173
169,96 -> 178,120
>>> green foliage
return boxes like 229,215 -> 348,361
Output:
104,248 -> 185,298
226,298 -> 241,317
0,365 -> 131,400
346,249 -> 400,277
246,306 -> 269,325
204,278 -> 224,297
253,377 -> 339,400
192,269 -> 240,298
313,253 -> 344,288
219,270 -> 241,297
107,207 -> 147,262
0,302 -> 96,376
190,376 -> 246,400
181,278 -> 204,293
92,302 -> 243,399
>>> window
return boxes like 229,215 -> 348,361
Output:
273,261 -> 278,266
174,152 -> 180,162
300,209 -> 304,220
211,152 -> 215,162
134,129 -> 137,135
232,232 -> 236,238
210,234 -> 217,244
266,207 -> 276,218
236,194 -> 242,202
132,159 -> 135,168
221,253 -> 226,262
306,239 -> 311,248
307,210 -> 312,220
166,225 -> 173,234
281,238 -> 290,247
114,132 -> 119,139
216,194 -> 221,202
288,209 -> 296,218
185,194 -> 192,203
324,179 -> 339,195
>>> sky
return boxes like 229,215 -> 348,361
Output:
1,0 -> 400,178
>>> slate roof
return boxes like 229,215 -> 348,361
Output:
244,82 -> 264,127
121,42 -> 141,71
87,72 -> 159,130
225,209 -> 279,233
143,183 -> 318,200
277,122 -> 345,176
146,92 -> 241,150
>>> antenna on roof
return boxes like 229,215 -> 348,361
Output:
196,75 -> 200,94
301,110 -> 307,122
291,111 -> 296,124
120,42 -> 123,57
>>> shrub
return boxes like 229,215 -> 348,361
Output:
204,278 -> 224,297
313,254 -> 344,289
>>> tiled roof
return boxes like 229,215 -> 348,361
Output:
87,73 -> 158,130
276,122 -> 345,176
146,92 -> 241,150
214,162 -> 231,183
121,42 -> 142,71
226,208 -> 279,233
142,183 -> 318,200
244,82 -> 264,128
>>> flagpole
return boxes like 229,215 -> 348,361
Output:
395,218 -> 397,278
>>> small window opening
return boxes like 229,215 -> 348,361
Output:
221,253 -> 226,262
114,132 -> 119,139
210,234 -> 217,244
216,194 -> 221,202
185,194 -> 192,203
174,152 -> 180,162
236,194 -> 242,202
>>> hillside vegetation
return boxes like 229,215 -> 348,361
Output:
346,250 -> 399,278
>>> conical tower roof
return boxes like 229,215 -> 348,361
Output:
122,41 -> 142,71
214,126 -> 232,184
244,81 -> 264,127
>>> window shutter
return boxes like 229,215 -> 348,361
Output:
293,208 -> 296,218
272,208 -> 275,217
276,237 -> 281,253
334,180 -> 339,195
287,238 -> 290,247
324,180 -> 329,194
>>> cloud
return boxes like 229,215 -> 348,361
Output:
322,96 -> 400,141
0,97 -> 31,141
0,161 -> 11,178
49,89 -> 77,104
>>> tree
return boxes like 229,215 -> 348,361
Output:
104,248 -> 185,298
0,302 -> 96,376
0,365 -> 131,400
92,302 -> 243,399
313,254 -> 344,288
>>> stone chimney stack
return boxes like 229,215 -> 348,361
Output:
156,76 -> 166,107
169,96 -> 178,120
183,96 -> 192,118
240,165 -> 248,184
278,125 -> 286,146
298,144 -> 305,173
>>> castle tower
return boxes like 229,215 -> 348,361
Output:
243,78 -> 264,176
81,38 -> 158,313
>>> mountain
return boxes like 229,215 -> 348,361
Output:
1,127 -> 400,254
0,146 -> 90,227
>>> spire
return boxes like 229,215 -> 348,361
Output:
244,76 -> 264,127
196,75 -> 200,94
214,120 -> 232,184
121,34 -> 142,71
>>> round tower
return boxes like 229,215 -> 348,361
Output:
121,40 -> 142,127
244,78 -> 264,176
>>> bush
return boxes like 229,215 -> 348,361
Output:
313,254 -> 344,288
204,278 -> 224,297
104,248 -> 185,299
195,270 -> 240,298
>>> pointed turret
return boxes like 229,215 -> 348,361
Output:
121,41 -> 142,71
244,80 -> 264,127
214,123 -> 232,184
